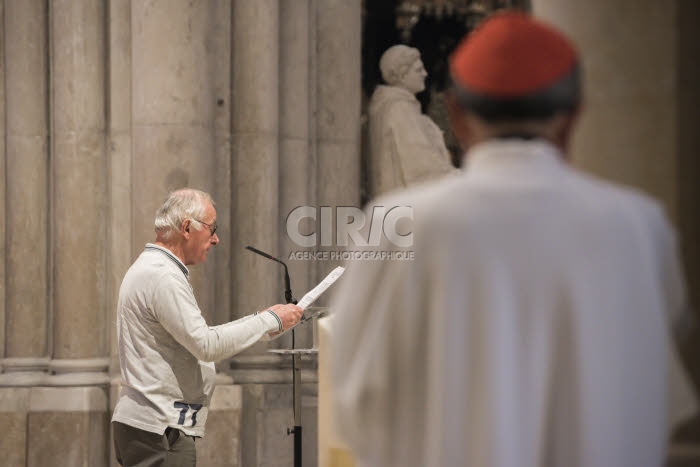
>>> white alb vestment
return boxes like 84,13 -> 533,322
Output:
368,85 -> 456,197
331,139 -> 696,467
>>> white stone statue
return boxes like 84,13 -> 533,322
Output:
368,45 -> 457,197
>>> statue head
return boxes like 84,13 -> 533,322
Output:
379,45 -> 427,94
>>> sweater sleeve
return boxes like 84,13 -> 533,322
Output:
151,271 -> 280,362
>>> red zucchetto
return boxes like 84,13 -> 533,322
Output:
449,11 -> 579,98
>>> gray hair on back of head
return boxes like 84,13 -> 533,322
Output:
379,45 -> 421,86
154,188 -> 214,239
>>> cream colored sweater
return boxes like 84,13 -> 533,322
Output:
112,243 -> 280,436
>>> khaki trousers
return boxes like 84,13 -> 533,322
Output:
113,421 -> 197,467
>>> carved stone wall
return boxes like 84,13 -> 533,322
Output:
0,1 -> 361,465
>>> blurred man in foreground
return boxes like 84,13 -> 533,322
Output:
331,11 -> 695,467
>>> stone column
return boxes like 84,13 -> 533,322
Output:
107,2 -> 133,464
50,0 -> 109,383
279,0 -> 315,348
532,0 -> 679,219
230,3 -> 314,466
230,0 -> 280,317
315,0 -> 363,286
131,0 -> 218,318
0,0 -> 7,365
210,0 -> 233,329
0,1 -> 48,465
0,0 -> 50,385
108,0 -> 132,373
29,388 -> 108,465
278,6 -> 322,464
193,385 -> 242,466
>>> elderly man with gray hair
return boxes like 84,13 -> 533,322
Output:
111,188 -> 303,466
368,44 -> 457,197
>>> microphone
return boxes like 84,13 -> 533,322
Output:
245,245 -> 297,304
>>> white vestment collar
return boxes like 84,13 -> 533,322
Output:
462,138 -> 566,177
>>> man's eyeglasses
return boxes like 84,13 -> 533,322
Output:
196,219 -> 217,237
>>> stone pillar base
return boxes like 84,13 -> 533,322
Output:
196,384 -> 244,467
0,386 -> 108,467
240,383 -> 318,467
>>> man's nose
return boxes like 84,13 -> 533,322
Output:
211,233 -> 219,245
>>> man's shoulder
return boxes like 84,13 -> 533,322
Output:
372,166 -> 670,239
122,251 -> 188,291
372,170 -> 462,203
364,175 -> 466,242
568,168 -> 667,220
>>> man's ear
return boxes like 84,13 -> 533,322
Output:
553,107 -> 580,156
181,219 -> 191,238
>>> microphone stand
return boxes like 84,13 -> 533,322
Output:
245,246 -> 302,467
245,246 -> 296,305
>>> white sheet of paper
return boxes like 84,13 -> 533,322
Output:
268,266 -> 345,340
297,266 -> 345,310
